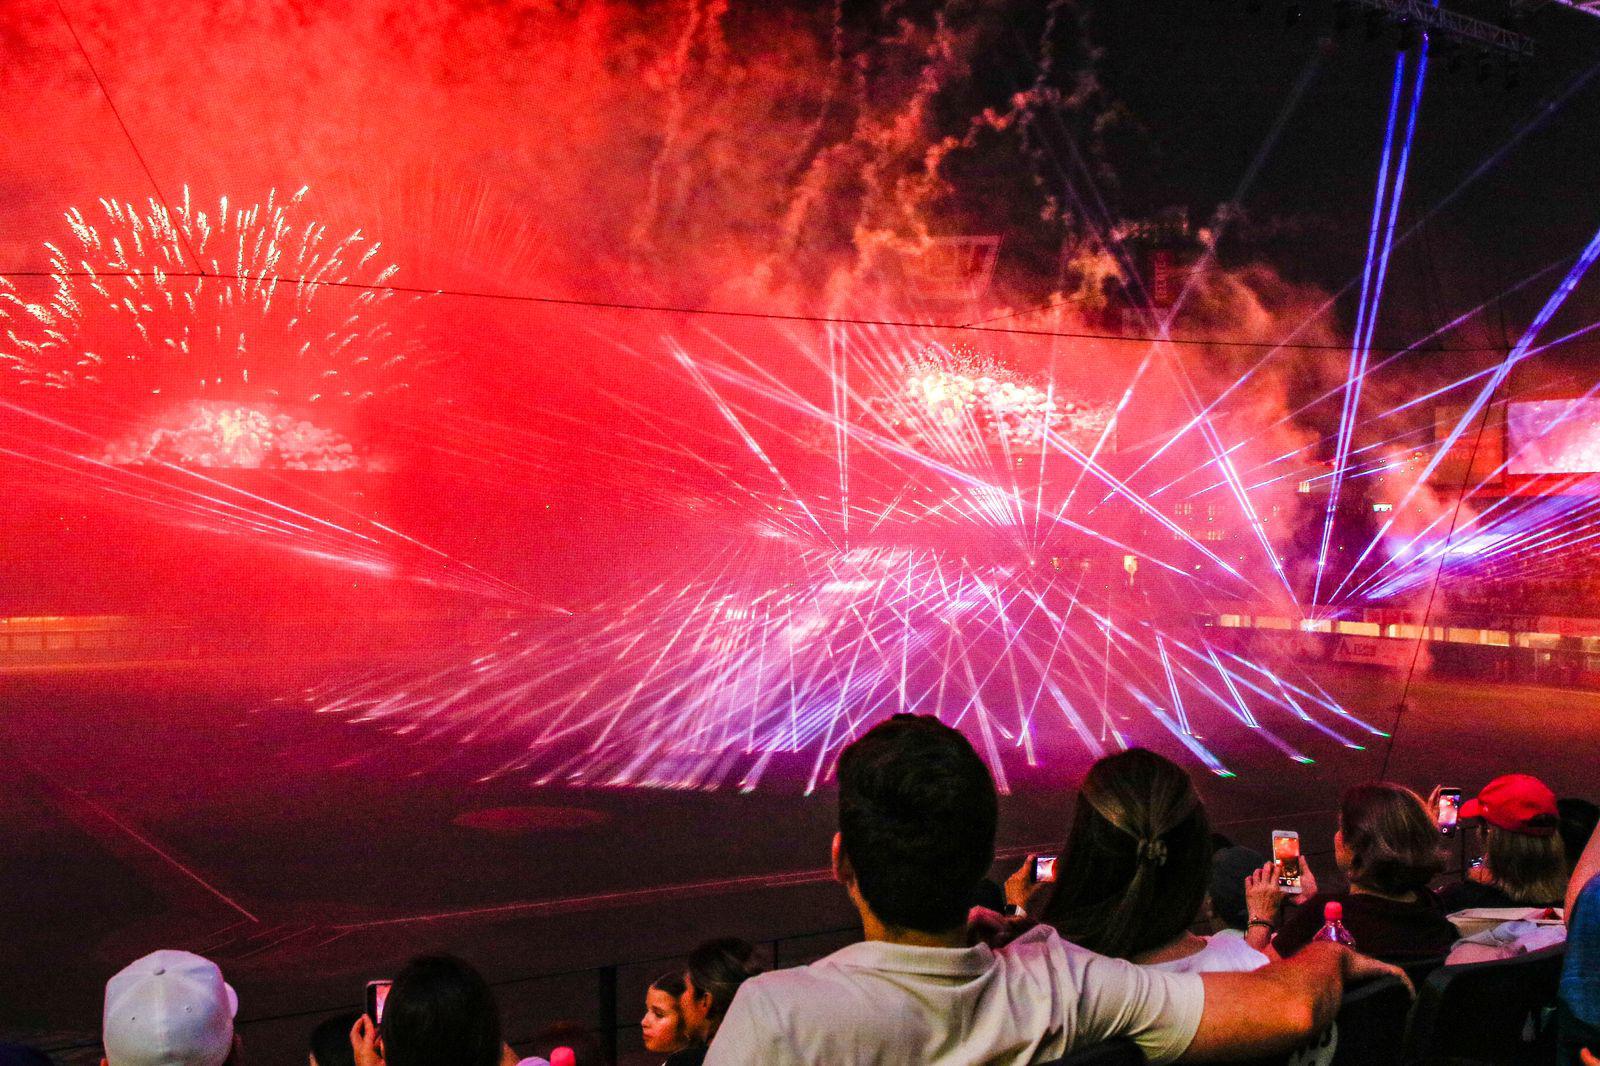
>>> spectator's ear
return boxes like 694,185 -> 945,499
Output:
831,832 -> 854,886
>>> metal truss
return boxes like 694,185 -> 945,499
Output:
1346,0 -> 1537,55
1537,0 -> 1600,19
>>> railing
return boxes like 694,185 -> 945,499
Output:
31,924 -> 864,1066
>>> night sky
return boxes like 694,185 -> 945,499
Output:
2,1 -> 1597,343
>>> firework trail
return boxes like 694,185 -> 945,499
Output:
0,188 -> 534,598
0,186 -> 419,407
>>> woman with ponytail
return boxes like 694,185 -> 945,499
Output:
678,938 -> 762,1054
1035,748 -> 1269,973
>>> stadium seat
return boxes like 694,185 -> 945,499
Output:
1397,955 -> 1447,989
1037,1037 -> 1145,1065
1211,974 -> 1412,1066
1322,974 -> 1413,1066
1402,941 -> 1567,1065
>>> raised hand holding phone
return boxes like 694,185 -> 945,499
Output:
1293,854 -> 1318,902
1243,862 -> 1284,951
365,980 -> 392,1024
1005,856 -> 1037,911
1003,852 -> 1059,914
1435,786 -> 1462,834
1272,830 -> 1302,893
350,1012 -> 385,1066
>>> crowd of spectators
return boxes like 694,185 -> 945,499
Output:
15,714 -> 1600,1065
1445,575 -> 1600,622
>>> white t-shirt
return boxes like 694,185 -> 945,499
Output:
1144,930 -> 1270,975
703,924 -> 1204,1066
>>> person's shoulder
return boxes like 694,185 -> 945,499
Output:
664,1048 -> 708,1066
992,924 -> 1115,990
1283,891 -> 1342,925
997,923 -> 1099,974
735,965 -> 810,999
1004,921 -> 1158,979
703,970 -> 795,1062
732,952 -> 859,1009
1144,935 -> 1267,974
1203,933 -> 1271,971
999,921 -> 1065,954
1437,880 -> 1503,912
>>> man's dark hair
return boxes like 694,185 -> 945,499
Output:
381,955 -> 502,1066
309,1011 -> 361,1066
837,713 -> 998,933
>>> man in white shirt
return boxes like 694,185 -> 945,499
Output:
705,714 -> 1402,1065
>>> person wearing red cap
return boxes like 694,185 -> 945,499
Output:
1439,774 -> 1568,913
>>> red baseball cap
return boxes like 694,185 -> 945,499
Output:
1460,774 -> 1559,835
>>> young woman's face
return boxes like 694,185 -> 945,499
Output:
641,988 -> 689,1054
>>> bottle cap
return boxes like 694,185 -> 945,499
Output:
1323,901 -> 1343,922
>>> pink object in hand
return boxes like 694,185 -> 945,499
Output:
549,1048 -> 577,1066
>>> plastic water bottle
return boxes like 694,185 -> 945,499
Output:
1311,900 -> 1356,947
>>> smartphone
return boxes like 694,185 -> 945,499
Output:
365,980 -> 392,1025
1436,788 -> 1462,834
1272,830 -> 1302,893
1033,853 -> 1058,884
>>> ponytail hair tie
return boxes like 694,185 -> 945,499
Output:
1136,838 -> 1168,866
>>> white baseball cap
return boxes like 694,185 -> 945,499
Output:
103,950 -> 238,1066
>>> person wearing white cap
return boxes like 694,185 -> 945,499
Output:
102,950 -> 239,1066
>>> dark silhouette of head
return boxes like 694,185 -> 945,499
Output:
837,714 -> 998,934
309,1012 -> 361,1066
381,956 -> 502,1066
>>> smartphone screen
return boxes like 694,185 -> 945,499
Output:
1272,831 -> 1302,893
1437,788 -> 1462,832
366,980 -> 392,1024
1034,853 -> 1058,883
